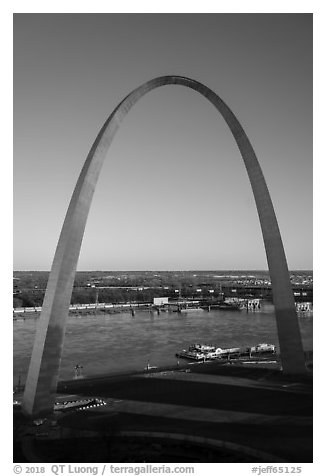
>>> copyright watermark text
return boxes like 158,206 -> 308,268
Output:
13,465 -> 195,475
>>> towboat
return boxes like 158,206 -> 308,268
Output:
176,342 -> 276,361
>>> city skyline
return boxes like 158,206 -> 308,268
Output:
14,13 -> 312,271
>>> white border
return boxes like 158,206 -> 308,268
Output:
4,3 -> 322,473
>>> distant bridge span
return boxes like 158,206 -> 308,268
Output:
22,75 -> 306,417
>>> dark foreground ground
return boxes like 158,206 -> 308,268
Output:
14,361 -> 313,463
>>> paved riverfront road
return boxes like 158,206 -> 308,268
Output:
54,363 -> 312,463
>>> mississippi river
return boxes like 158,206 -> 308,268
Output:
13,302 -> 313,384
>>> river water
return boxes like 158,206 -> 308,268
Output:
13,302 -> 313,384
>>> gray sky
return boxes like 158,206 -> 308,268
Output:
13,13 -> 312,271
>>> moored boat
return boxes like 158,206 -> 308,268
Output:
176,342 -> 276,361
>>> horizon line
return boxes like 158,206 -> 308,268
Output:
13,268 -> 313,273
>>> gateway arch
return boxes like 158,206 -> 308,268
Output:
22,76 -> 306,418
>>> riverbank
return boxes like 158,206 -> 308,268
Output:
13,306 -> 130,319
14,361 -> 313,463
